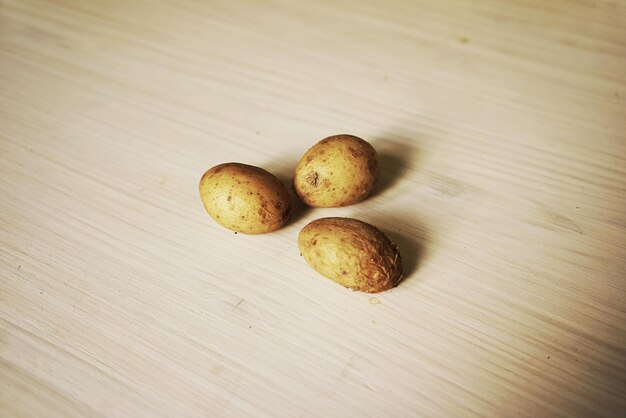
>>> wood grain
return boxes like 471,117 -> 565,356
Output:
1,0 -> 625,416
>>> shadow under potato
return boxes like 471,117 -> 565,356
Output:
368,136 -> 420,199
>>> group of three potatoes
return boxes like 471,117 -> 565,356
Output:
199,134 -> 403,293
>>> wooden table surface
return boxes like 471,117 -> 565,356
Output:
1,0 -> 625,416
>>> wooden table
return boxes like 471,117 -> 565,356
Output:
1,0 -> 625,416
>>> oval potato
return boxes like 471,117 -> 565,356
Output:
293,135 -> 380,207
299,217 -> 402,293
199,163 -> 291,234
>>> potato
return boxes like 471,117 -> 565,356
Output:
298,217 -> 402,293
199,163 -> 291,234
293,135 -> 380,207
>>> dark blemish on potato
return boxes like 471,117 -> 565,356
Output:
234,232 -> 238,234
308,172 -> 319,186
321,179 -> 331,188
367,158 -> 379,177
459,36 -> 469,43
341,270 -> 347,275
306,155 -> 313,163
248,191 -> 253,195
227,195 -> 232,202
348,146 -> 363,158
312,239 -> 317,245
274,201 -> 282,210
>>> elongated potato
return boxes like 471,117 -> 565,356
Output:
293,135 -> 380,207
199,163 -> 291,234
298,217 -> 402,293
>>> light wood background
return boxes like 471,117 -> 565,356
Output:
1,0 -> 625,416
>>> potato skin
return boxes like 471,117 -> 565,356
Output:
293,135 -> 380,207
298,217 -> 402,293
199,163 -> 291,234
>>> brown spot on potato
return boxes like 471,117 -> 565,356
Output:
348,146 -> 363,158
308,172 -> 319,186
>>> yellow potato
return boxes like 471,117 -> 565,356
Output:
199,163 -> 291,234
298,217 -> 402,293
293,135 -> 380,207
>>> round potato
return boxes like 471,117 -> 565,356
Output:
199,163 -> 291,234
293,135 -> 380,207
298,217 -> 402,293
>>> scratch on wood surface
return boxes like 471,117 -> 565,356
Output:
341,356 -> 354,378
552,215 -> 583,235
233,299 -> 245,311
536,206 -> 584,235
427,172 -> 476,198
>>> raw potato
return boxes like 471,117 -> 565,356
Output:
298,217 -> 402,293
293,135 -> 380,207
199,163 -> 291,234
